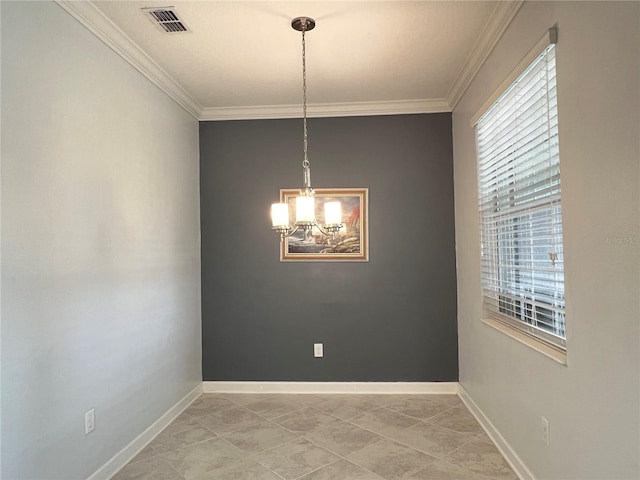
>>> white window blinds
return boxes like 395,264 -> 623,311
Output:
476,42 -> 566,350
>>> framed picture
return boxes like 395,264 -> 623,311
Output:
280,188 -> 369,262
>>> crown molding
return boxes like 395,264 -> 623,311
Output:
56,0 -> 519,121
446,0 -> 524,110
55,0 -> 202,120
200,98 -> 451,121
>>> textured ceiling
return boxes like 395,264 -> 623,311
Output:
91,0 -> 504,116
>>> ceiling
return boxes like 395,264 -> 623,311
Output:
60,1 -> 523,120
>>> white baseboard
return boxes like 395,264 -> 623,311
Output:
458,385 -> 534,480
88,383 -> 203,480
202,381 -> 459,394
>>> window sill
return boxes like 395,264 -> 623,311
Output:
482,318 -> 567,365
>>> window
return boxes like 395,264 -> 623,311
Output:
475,30 -> 565,352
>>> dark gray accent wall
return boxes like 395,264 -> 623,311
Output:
200,113 -> 457,381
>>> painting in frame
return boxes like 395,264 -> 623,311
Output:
280,188 -> 369,262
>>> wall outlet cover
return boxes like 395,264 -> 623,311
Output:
541,416 -> 550,447
85,408 -> 95,436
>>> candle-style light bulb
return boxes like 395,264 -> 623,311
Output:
295,196 -> 315,223
271,203 -> 289,228
324,201 -> 342,226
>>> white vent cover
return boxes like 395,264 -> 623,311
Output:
142,7 -> 189,33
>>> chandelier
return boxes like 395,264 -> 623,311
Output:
271,17 -> 343,239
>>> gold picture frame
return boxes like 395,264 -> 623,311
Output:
280,188 -> 369,262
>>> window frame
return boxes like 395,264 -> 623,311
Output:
473,27 -> 567,363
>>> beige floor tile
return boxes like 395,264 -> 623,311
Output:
218,393 -> 273,405
347,439 -> 437,479
115,394 -> 515,480
128,444 -> 159,464
304,420 -> 382,456
254,437 -> 340,480
298,459 -> 384,480
273,407 -> 340,435
384,397 -> 453,421
390,422 -> 472,458
221,393 -> 318,406
113,456 -> 183,480
349,407 -> 420,437
430,394 -> 462,407
312,395 -> 380,420
221,419 -> 298,454
162,437 -> 243,479
269,393 -> 326,406
474,431 -> 494,444
370,394 -> 411,406
172,413 -> 194,423
192,459 -> 283,480
149,415 -> 216,454
428,406 -> 484,435
409,459 -> 491,479
195,406 -> 263,434
244,397 -> 302,419
183,394 -> 236,418
444,440 -> 517,479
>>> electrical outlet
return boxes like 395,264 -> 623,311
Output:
314,343 -> 323,358
541,416 -> 550,447
85,408 -> 95,436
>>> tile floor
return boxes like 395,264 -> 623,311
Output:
114,393 -> 517,480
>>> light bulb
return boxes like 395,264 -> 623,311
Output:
271,203 -> 289,228
296,196 -> 315,223
324,201 -> 342,225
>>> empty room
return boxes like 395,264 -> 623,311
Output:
1,1 -> 638,479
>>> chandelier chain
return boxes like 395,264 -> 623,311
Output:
271,17 -> 344,239
302,27 -> 309,170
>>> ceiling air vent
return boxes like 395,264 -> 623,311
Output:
142,7 -> 189,33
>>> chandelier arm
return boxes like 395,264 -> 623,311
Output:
313,222 -> 343,238
313,223 -> 330,236
280,224 -> 302,239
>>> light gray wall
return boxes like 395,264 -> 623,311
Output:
200,114 -> 458,382
453,2 -> 639,479
1,2 -> 202,479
